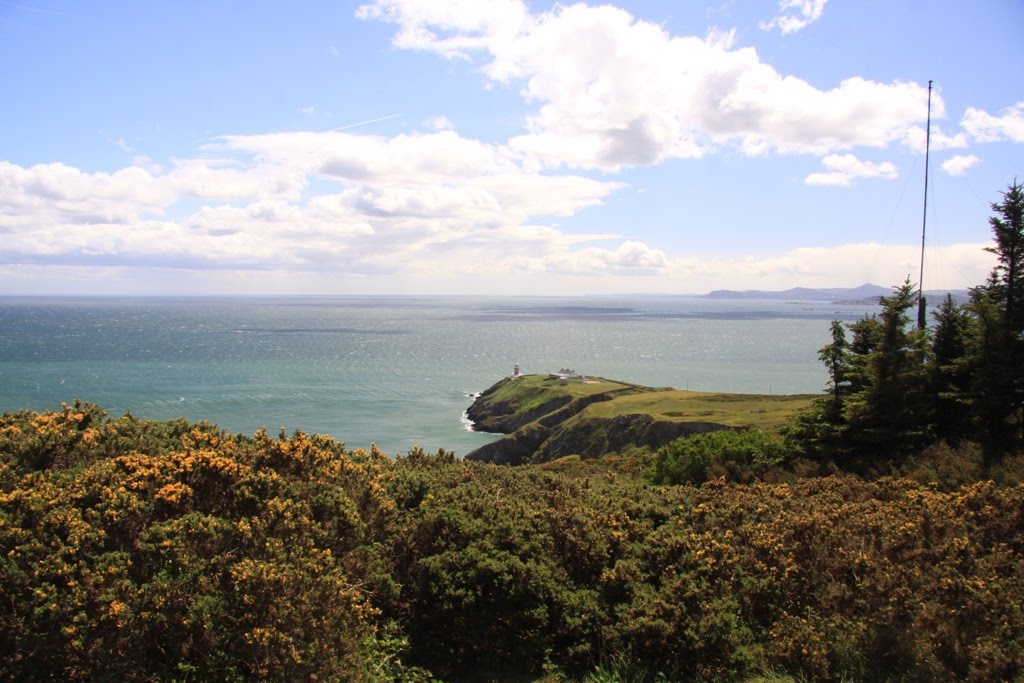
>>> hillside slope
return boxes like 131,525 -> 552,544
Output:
464,374 -> 814,464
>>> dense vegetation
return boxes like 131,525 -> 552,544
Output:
792,182 -> 1024,463
1,181 -> 1022,681
2,404 -> 1023,681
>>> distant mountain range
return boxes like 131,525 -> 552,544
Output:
701,284 -> 969,305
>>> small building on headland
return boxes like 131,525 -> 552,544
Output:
511,363 -> 522,378
550,368 -> 587,381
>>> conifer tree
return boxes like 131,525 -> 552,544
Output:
818,319 -> 850,418
845,315 -> 882,396
787,319 -> 855,462
968,180 -> 1024,451
987,179 -> 1024,324
844,279 -> 931,462
929,293 -> 973,440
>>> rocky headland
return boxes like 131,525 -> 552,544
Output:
464,374 -> 813,465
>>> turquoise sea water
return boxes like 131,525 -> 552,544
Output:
0,296 -> 878,456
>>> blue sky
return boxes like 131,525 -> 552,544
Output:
1,0 -> 1021,296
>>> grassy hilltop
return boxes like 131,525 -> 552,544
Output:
464,373 -> 813,465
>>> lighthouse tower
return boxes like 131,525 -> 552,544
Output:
512,363 -> 521,378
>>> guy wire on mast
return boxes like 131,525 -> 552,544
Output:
917,79 -> 933,330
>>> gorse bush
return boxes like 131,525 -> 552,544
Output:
3,403 -> 1024,681
0,402 -> 404,682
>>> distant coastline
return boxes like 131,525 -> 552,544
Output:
700,283 -> 969,304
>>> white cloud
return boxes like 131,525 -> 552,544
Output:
901,125 -> 968,154
1,240 -> 996,296
0,161 -> 177,227
761,0 -> 828,34
942,154 -> 980,176
508,239 -> 668,275
804,154 -> 898,186
657,241 -> 995,294
0,129 -> 628,279
358,1 -> 937,170
218,129 -> 623,220
962,101 -> 1024,143
0,155 -> 307,241
165,159 -> 306,202
221,129 -> 514,183
354,0 -> 530,61
425,115 -> 453,131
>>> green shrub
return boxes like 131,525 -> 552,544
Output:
5,405 -> 1024,682
653,429 -> 787,485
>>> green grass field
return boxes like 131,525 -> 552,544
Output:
483,374 -> 641,411
582,389 -> 816,429
478,375 -> 816,439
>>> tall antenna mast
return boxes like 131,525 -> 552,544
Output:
917,80 -> 933,329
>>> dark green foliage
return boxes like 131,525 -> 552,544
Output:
388,462 -> 1024,681
930,294 -> 974,440
966,181 -> 1024,451
819,319 -> 851,418
653,429 -> 786,485
787,281 -> 931,470
4,405 -> 1024,681
953,180 -> 1024,452
843,278 -> 932,461
986,178 -> 1024,322
789,178 -> 1024,469
901,440 -> 984,491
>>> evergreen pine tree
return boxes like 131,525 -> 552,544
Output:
844,279 -> 931,464
929,294 -> 973,440
968,180 -> 1024,452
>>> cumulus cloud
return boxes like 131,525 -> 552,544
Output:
0,161 -> 176,228
761,0 -> 828,34
901,125 -> 968,154
0,156 -> 305,237
508,239 -> 668,275
804,154 -> 898,186
165,159 -> 306,202
942,154 -> 980,176
0,128 -> 634,280
218,129 -> 623,220
354,0 -> 530,61
962,101 -> 1024,143
358,0 -> 933,170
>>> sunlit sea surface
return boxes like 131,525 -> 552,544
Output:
0,296 -> 879,456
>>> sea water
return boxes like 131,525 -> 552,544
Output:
0,295 -> 878,457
